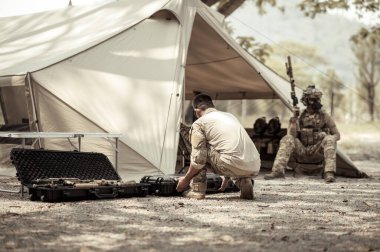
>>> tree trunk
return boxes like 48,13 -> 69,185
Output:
367,85 -> 375,121
201,0 -> 247,16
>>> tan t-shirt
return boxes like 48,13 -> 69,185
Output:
190,108 -> 260,174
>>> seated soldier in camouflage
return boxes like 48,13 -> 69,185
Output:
176,93 -> 261,200
264,85 -> 340,183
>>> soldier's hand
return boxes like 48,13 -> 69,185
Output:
176,176 -> 191,192
289,116 -> 298,124
317,132 -> 327,140
218,176 -> 229,192
292,107 -> 300,117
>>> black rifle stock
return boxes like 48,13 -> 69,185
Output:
285,56 -> 300,117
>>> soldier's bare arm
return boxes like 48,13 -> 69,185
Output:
176,122 -> 208,192
176,166 -> 201,192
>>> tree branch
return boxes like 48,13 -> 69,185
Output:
217,0 -> 246,16
201,0 -> 220,6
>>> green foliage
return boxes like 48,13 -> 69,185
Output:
298,0 -> 379,18
236,36 -> 272,63
252,0 -> 379,18
297,0 -> 349,18
223,21 -> 235,35
254,0 -> 277,15
351,26 -> 380,44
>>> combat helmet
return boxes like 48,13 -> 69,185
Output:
300,85 -> 323,106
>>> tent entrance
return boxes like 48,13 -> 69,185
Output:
185,14 -> 276,100
0,81 -> 34,165
0,84 -> 30,132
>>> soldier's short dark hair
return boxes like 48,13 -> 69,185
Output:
192,93 -> 215,109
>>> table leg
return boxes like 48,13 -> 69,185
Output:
78,136 -> 82,152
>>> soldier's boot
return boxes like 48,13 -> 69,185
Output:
264,171 -> 285,180
236,178 -> 254,200
324,172 -> 336,183
183,168 -> 207,199
182,182 -> 207,199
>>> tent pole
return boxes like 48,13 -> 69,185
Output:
0,88 -> 8,124
26,73 -> 42,148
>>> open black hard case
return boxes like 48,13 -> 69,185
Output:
10,148 -> 149,202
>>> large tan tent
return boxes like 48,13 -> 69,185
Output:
0,0 -> 366,180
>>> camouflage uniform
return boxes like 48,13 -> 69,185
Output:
272,109 -> 340,175
272,110 -> 340,173
182,108 -> 260,186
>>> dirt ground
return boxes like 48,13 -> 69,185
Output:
0,164 -> 378,252
0,133 -> 379,252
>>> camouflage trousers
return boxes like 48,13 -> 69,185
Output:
272,135 -> 337,174
178,123 -> 192,160
180,124 -> 254,184
192,145 -> 257,184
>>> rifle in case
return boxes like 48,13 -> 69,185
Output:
140,173 -> 239,196
10,148 -> 150,202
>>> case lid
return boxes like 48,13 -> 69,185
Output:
10,148 -> 121,186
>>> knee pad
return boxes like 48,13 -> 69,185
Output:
322,135 -> 336,147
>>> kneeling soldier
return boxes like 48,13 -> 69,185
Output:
176,93 -> 261,199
